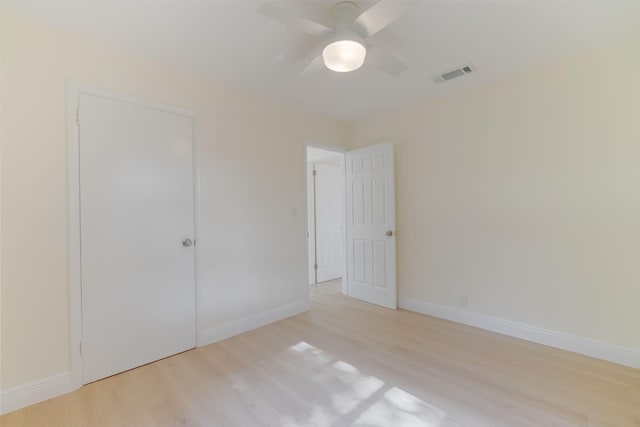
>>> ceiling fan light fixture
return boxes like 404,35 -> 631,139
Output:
322,39 -> 366,73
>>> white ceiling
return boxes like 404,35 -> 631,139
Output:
307,146 -> 343,162
3,0 -> 640,121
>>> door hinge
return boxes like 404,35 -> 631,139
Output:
314,263 -> 318,269
76,108 -> 80,124
312,169 -> 316,176
79,341 -> 82,355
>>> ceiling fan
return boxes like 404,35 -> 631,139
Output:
258,1 -> 407,77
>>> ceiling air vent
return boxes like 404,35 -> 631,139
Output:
433,64 -> 475,83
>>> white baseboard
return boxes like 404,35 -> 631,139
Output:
399,296 -> 640,370
0,372 -> 73,415
200,299 -> 309,347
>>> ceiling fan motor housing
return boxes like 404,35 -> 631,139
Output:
332,1 -> 360,29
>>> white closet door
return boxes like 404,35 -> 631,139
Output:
315,162 -> 344,282
345,142 -> 397,309
79,93 -> 196,384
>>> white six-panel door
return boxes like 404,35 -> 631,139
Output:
79,93 -> 196,384
345,142 -> 397,309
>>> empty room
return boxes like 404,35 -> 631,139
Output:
1,0 -> 639,426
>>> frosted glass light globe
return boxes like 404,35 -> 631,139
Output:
322,40 -> 366,73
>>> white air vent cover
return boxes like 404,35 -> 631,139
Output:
433,64 -> 475,83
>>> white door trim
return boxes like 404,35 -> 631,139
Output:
66,82 -> 200,390
304,142 -> 347,295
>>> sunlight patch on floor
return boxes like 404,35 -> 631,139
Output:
354,386 -> 448,426
286,341 -> 448,426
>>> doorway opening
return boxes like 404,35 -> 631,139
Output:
306,145 -> 346,293
306,142 -> 397,309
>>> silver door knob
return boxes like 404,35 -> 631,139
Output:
386,231 -> 393,236
182,238 -> 193,247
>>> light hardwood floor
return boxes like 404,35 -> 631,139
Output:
2,279 -> 639,426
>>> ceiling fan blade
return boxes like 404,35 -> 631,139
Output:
258,3 -> 333,37
298,52 -> 326,79
366,44 -> 407,77
354,0 -> 404,38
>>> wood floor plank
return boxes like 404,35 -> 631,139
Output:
1,279 -> 639,426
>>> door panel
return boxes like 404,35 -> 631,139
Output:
373,240 -> 387,288
79,93 -> 196,384
346,142 -> 397,308
373,176 -> 386,224
352,180 -> 365,225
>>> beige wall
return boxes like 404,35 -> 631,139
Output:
350,38 -> 640,352
0,14 -> 348,389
